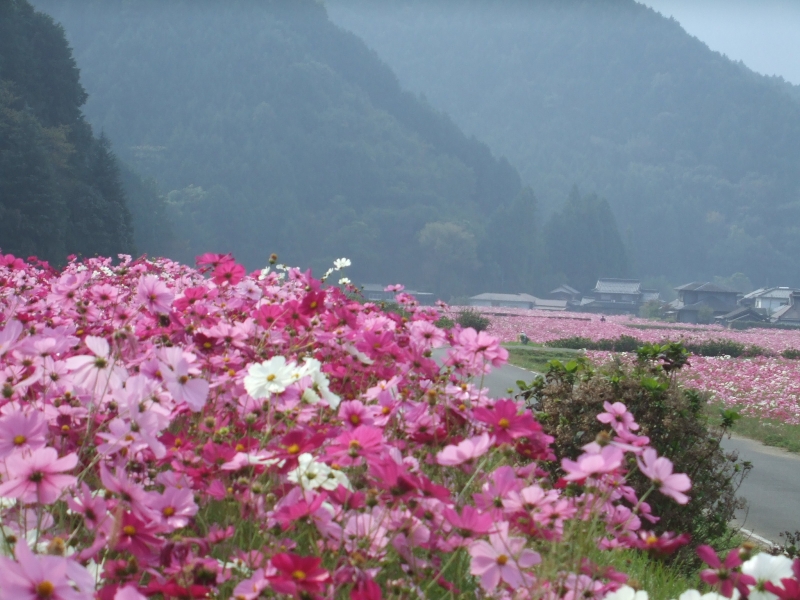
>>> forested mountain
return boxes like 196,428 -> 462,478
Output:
326,0 -> 800,287
0,0 -> 135,263
30,0 -> 563,296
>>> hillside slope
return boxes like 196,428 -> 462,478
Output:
32,0 -> 530,294
327,0 -> 800,286
0,0 -> 135,263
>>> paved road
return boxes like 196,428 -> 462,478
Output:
480,363 -> 800,544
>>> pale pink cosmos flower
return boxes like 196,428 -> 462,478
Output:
136,275 -> 174,314
0,542 -> 92,600
159,347 -> 209,412
0,408 -> 47,458
562,445 -> 624,482
0,447 -> 77,504
0,319 -> 23,356
637,448 -> 691,504
64,335 -> 126,396
436,433 -> 494,466
469,522 -> 541,591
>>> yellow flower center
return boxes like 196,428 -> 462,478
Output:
122,525 -> 137,536
287,443 -> 300,454
292,570 -> 307,581
13,434 -> 26,446
349,414 -> 361,425
36,581 -> 55,598
266,374 -> 276,381
498,418 -> 510,429
496,554 -> 509,566
163,506 -> 176,517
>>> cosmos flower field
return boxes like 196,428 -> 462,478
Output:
461,307 -> 800,424
1,252 -> 798,599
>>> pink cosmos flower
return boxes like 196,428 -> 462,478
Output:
456,327 -> 509,367
268,553 -> 331,596
136,275 -> 173,314
436,433 -> 494,466
150,486 -> 198,530
0,408 -> 47,458
698,545 -> 756,598
561,445 -> 624,482
473,399 -> 542,444
469,522 -> 541,591
636,448 -> 691,504
0,447 -> 77,504
0,542 -> 91,600
232,568 -> 270,600
212,260 -> 246,286
325,426 -> 384,466
597,401 -> 639,433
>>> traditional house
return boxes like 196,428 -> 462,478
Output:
548,284 -> 581,302
669,282 -> 739,323
578,279 -> 647,314
770,291 -> 800,326
715,306 -> 769,327
740,287 -> 796,315
468,293 -> 567,311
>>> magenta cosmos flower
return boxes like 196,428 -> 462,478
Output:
469,522 -> 541,592
636,448 -> 692,504
0,447 -> 77,504
561,445 -> 624,482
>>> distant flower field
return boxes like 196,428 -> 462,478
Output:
456,307 -> 800,424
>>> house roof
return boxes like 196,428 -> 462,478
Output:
533,299 -> 568,310
677,297 -> 740,312
771,303 -> 800,322
470,293 -> 535,303
742,287 -> 795,300
592,279 -> 641,294
549,284 -> 580,295
717,306 -> 768,322
674,282 -> 738,294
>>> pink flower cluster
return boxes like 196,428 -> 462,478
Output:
467,307 -> 800,425
460,306 -> 800,354
0,254 -> 694,599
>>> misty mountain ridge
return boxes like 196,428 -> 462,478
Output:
326,0 -> 800,288
31,0 -> 560,298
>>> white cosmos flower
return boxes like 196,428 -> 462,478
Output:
244,356 -> 296,399
605,586 -> 648,600
287,453 -> 332,490
677,590 -> 735,600
333,258 -> 351,270
742,553 -> 794,600
338,277 -> 351,285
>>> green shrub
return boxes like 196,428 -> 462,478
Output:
782,348 -> 800,360
434,315 -> 455,329
546,335 -> 642,352
456,308 -> 491,332
522,344 -> 750,565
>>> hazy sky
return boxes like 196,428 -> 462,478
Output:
639,0 -> 800,85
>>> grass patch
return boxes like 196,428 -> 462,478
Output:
715,407 -> 800,453
504,343 -> 585,373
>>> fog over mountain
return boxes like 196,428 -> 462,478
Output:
640,0 -> 800,85
326,0 -> 800,287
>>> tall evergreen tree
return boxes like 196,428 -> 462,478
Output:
545,186 -> 629,292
